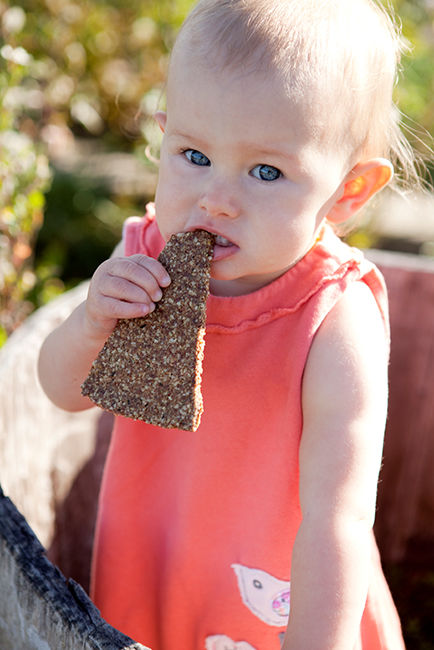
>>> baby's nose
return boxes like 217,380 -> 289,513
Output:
198,178 -> 241,219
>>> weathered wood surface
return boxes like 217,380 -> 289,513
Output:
0,281 -> 113,592
368,249 -> 434,563
0,486 -> 148,649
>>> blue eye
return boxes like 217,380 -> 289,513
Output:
184,149 -> 210,166
251,164 -> 281,181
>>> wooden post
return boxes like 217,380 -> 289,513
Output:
369,250 -> 434,563
0,486 -> 148,650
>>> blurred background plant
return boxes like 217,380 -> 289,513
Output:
0,0 -> 195,339
396,0 -> 434,141
0,8 -> 51,343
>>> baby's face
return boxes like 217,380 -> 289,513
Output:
155,57 -> 350,296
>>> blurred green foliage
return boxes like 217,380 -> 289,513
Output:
3,0 -> 194,142
0,0 -> 433,341
0,0 -> 196,335
0,17 -> 52,341
394,0 -> 434,161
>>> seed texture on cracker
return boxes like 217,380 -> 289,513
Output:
81,229 -> 214,431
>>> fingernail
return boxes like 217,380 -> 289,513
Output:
153,289 -> 162,301
142,302 -> 155,315
161,275 -> 171,287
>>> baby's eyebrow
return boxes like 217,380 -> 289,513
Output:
168,128 -> 201,142
168,129 -> 211,151
241,142 -> 300,162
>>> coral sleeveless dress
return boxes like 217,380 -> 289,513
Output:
91,211 -> 405,650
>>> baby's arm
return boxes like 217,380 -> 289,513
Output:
38,240 -> 171,412
283,282 -> 388,650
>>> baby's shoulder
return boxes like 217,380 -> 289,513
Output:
303,280 -> 389,416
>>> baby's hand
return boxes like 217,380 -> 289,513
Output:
85,254 -> 171,340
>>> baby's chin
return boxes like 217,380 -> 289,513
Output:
209,272 -> 265,298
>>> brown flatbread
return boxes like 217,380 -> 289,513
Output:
81,229 -> 215,431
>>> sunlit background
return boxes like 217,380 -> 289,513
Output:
0,1 -> 433,647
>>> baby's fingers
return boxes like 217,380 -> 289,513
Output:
127,254 -> 171,293
102,255 -> 170,304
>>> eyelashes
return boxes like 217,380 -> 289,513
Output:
250,164 -> 281,182
183,149 -> 210,166
182,149 -> 282,182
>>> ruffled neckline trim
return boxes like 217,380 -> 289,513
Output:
205,226 -> 364,333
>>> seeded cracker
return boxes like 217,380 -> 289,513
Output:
81,230 -> 215,431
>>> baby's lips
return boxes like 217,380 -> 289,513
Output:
214,234 -> 234,247
212,236 -> 239,261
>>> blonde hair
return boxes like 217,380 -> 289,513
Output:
171,0 -> 421,189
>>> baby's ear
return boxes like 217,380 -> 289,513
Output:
328,159 -> 393,224
154,111 -> 167,133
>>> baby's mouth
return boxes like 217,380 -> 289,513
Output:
212,233 -> 238,261
214,234 -> 233,247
